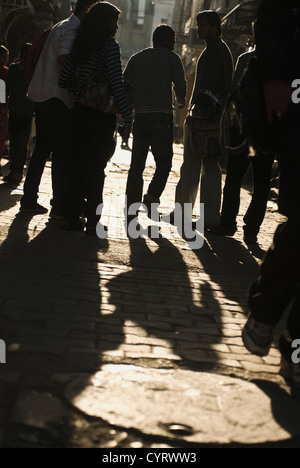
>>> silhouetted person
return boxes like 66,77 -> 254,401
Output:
171,11 -> 233,229
210,48 -> 276,245
20,0 -> 96,217
59,2 -> 132,235
242,0 -> 300,388
124,24 -> 186,221
4,43 -> 34,186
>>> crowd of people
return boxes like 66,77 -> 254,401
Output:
0,1 -> 274,244
0,0 -> 299,387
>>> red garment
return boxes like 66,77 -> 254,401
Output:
0,65 -> 8,157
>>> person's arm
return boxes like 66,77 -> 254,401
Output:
106,40 -> 132,130
172,54 -> 187,108
58,50 -> 78,91
123,57 -> 133,85
57,21 -> 78,67
255,0 -> 295,123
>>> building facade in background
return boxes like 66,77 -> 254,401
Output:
0,0 -> 71,61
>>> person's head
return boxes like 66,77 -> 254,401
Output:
152,24 -> 175,50
0,45 -> 9,67
196,10 -> 222,40
85,1 -> 121,36
73,1 -> 121,60
74,0 -> 98,18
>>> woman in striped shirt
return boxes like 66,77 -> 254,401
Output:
59,1 -> 132,235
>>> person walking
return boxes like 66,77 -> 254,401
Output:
19,0 -> 97,217
123,24 -> 186,221
171,10 -> 233,229
4,43 -> 34,186
210,48 -> 276,245
242,0 -> 300,388
58,1 -> 132,235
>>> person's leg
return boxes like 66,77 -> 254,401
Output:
243,152 -> 275,240
175,122 -> 201,211
21,102 -> 52,208
219,150 -> 250,233
125,114 -> 150,211
243,220 -> 300,355
84,111 -> 116,229
145,113 -> 173,202
63,103 -> 88,223
200,156 -> 222,227
243,123 -> 300,356
8,115 -> 32,177
48,98 -> 72,215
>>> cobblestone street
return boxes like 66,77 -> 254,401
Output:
0,137 -> 299,448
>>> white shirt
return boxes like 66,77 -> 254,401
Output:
28,14 -> 80,108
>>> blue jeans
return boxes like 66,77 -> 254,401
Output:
126,113 -> 173,208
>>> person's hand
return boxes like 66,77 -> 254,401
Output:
122,124 -> 131,143
264,80 -> 292,124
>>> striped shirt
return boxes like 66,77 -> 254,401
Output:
58,37 -> 132,125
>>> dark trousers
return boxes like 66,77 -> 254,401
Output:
248,121 -> 300,339
126,113 -> 173,208
8,114 -> 33,174
67,102 -> 116,224
249,220 -> 300,340
220,149 -> 275,237
21,98 -> 72,212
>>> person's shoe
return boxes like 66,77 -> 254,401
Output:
60,218 -> 85,231
20,203 -> 48,215
242,316 -> 274,356
208,223 -> 236,236
3,172 -> 23,185
143,195 -> 161,221
49,208 -> 65,220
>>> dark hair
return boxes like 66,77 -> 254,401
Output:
72,1 -> 121,61
19,43 -> 31,57
197,10 -> 222,37
152,24 -> 175,47
74,0 -> 98,15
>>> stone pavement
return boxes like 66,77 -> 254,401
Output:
0,137 -> 300,448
